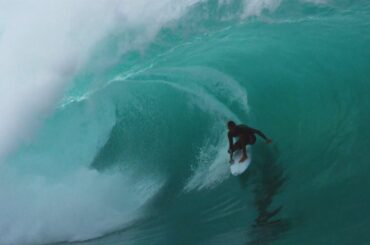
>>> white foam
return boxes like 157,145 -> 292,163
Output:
242,0 -> 282,18
185,141 -> 231,191
217,0 -> 282,18
0,166 -> 163,244
303,0 -> 328,4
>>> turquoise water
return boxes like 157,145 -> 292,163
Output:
1,0 -> 370,244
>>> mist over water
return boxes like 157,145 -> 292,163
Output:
0,0 -> 369,244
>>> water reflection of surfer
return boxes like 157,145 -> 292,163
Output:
247,147 -> 290,244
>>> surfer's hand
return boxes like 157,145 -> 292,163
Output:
228,148 -> 232,154
266,139 -> 272,144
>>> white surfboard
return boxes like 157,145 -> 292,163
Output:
230,146 -> 252,176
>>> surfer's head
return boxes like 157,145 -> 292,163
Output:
227,121 -> 236,131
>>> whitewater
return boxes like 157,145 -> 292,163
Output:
0,0 -> 369,244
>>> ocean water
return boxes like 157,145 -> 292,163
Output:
0,0 -> 369,244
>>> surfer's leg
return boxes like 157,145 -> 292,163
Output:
230,141 -> 241,164
232,140 -> 242,152
239,138 -> 248,163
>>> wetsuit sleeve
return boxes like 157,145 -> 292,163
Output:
228,131 -> 233,149
251,128 -> 268,141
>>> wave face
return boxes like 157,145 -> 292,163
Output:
1,0 -> 370,244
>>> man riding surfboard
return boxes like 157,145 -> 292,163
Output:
227,121 -> 272,163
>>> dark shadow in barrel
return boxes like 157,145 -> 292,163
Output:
245,144 -> 291,245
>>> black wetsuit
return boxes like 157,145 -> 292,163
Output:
228,124 -> 268,152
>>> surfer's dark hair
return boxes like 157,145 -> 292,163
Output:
227,121 -> 236,128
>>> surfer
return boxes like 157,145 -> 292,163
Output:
227,121 -> 272,163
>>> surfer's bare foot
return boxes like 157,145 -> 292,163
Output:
239,155 -> 248,163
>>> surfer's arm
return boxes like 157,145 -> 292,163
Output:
251,128 -> 270,142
